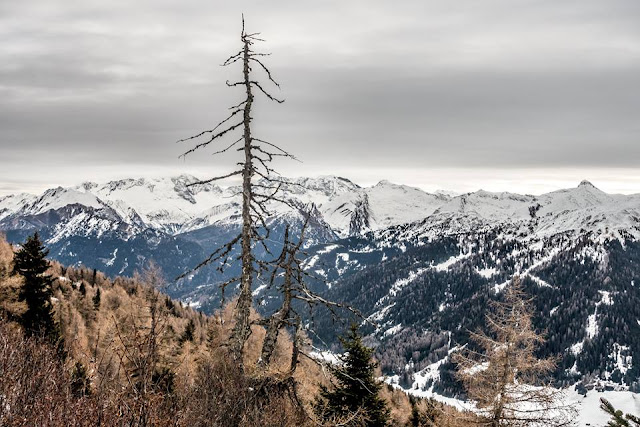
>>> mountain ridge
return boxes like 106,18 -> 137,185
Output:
2,174 -> 638,242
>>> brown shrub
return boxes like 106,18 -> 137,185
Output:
0,319 -> 120,426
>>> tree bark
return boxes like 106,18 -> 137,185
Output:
230,33 -> 255,363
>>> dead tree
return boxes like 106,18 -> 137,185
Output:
177,17 -> 295,363
256,217 -> 362,372
453,276 -> 576,426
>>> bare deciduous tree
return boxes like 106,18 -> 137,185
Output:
454,276 -> 576,427
177,17 -> 296,364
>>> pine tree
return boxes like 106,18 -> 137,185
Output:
314,324 -> 391,426
92,287 -> 101,310
12,233 -> 58,340
180,319 -> 195,344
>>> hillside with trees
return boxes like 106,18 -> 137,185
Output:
1,233 -> 454,426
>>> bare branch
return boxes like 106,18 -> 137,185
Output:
250,80 -> 284,103
186,170 -> 243,187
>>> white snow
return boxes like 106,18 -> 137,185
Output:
383,324 -> 403,338
105,248 -> 118,267
309,349 -> 341,365
435,253 -> 470,272
3,176 -> 640,243
569,389 -> 640,427
598,290 -> 614,306
317,244 -> 340,255
528,274 -> 553,288
475,267 -> 497,278
252,284 -> 268,296
390,373 -> 639,427
571,341 -> 585,356
586,313 -> 599,339
609,344 -> 633,377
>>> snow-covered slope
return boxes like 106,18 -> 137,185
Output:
78,175 -> 229,234
21,187 -> 106,216
0,193 -> 37,221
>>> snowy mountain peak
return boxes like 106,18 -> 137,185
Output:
578,179 -> 597,189
23,187 -> 105,215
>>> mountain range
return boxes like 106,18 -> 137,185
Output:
1,174 -> 639,395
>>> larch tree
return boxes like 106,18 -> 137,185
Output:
12,232 -> 59,341
177,17 -> 296,364
454,276 -> 576,427
112,264 -> 173,425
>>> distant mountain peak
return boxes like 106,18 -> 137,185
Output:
578,179 -> 598,189
80,181 -> 98,191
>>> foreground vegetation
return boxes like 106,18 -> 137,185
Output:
1,233 -> 474,426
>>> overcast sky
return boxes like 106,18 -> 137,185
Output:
1,0 -> 639,196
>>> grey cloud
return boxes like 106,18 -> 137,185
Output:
1,0 -> 639,192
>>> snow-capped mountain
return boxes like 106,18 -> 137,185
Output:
0,174 -> 450,237
381,179 -> 640,242
3,175 -> 638,243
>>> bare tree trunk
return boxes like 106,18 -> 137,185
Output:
256,221 -> 363,371
289,319 -> 302,374
230,32 -> 255,363
258,261 -> 292,368
177,18 -> 295,366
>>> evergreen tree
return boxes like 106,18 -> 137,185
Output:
180,319 -> 195,344
601,398 -> 640,427
78,281 -> 86,296
12,233 -> 58,340
92,287 -> 101,310
314,324 -> 390,426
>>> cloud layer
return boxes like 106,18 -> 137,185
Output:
1,0 -> 639,194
